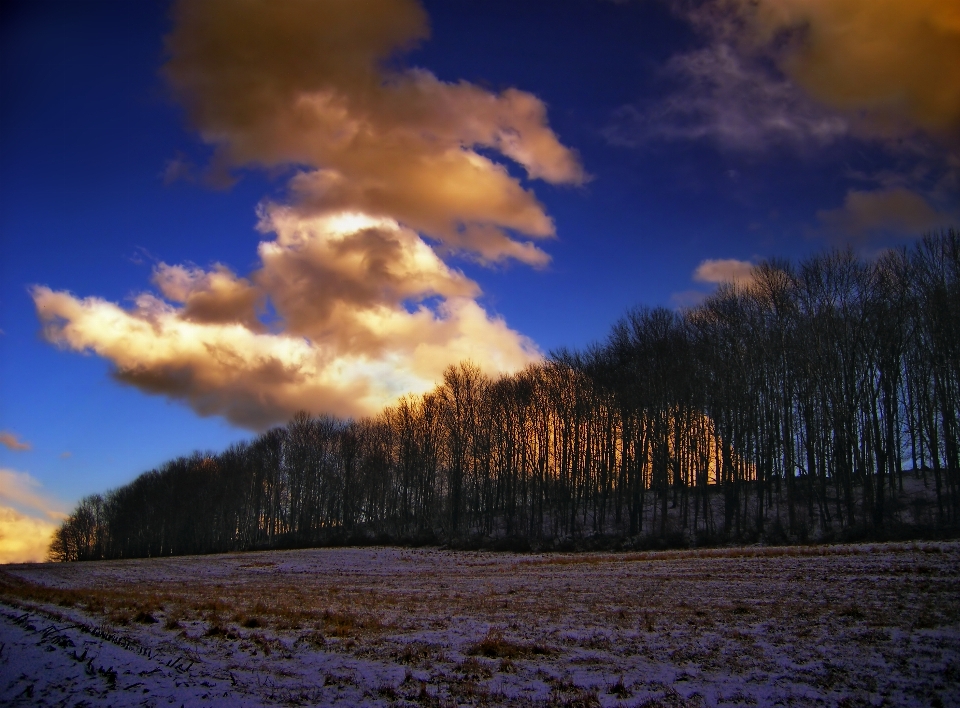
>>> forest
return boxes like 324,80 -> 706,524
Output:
49,230 -> 960,561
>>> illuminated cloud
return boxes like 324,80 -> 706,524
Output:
0,468 -> 67,521
152,262 -> 264,331
693,258 -> 755,285
32,0 -> 583,429
0,431 -> 31,452
609,0 -> 957,243
0,507 -> 59,564
670,258 -> 756,308
817,187 -> 956,244
741,0 -> 960,140
163,0 -> 585,256
0,469 -> 66,564
679,0 -> 960,143
34,213 -> 541,429
615,0 -> 959,153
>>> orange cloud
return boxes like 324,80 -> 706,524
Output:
693,258 -> 755,285
670,258 -> 756,308
0,431 -> 31,452
33,0 -> 581,429
727,0 -> 960,140
0,469 -> 67,563
163,0 -> 585,256
817,187 -> 956,243
0,506 -> 58,564
619,0 -> 959,158
153,263 -> 264,330
34,214 -> 540,429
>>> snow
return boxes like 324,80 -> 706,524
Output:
2,542 -> 959,706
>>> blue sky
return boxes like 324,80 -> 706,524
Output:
1,0 -> 957,561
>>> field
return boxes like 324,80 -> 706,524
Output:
1,543 -> 958,707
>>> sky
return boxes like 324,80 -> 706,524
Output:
1,0 -> 958,562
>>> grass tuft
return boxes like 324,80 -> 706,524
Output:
133,610 -> 157,624
466,628 -> 553,659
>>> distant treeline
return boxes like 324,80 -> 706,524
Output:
50,231 -> 960,561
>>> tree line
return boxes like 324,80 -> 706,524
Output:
50,230 -> 960,561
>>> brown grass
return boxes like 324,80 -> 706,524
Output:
521,541 -> 951,567
0,566 -> 393,643
466,628 -> 553,659
2,543 -> 957,707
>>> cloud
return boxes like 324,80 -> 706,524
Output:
0,469 -> 66,563
670,257 -> 755,307
33,0 -> 583,429
606,43 -> 847,151
163,0 -> 585,255
0,469 -> 68,521
817,187 -> 956,244
34,212 -> 541,429
0,506 -> 59,564
693,258 -> 755,285
614,0 -> 960,153
0,431 -> 31,452
152,262 -> 264,331
680,0 -> 960,143
742,0 -> 960,140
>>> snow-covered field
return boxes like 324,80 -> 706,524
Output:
1,543 -> 958,707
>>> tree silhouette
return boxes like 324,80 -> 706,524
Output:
51,230 -> 960,561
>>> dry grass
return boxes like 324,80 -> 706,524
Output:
522,540 -> 952,567
5,542 -> 957,643
6,542 -> 957,650
2,542 -> 958,706
465,627 -> 553,659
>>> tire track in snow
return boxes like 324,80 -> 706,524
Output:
0,604 -> 253,707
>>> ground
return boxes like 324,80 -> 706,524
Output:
1,542 -> 958,706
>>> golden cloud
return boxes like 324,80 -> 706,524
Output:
817,187 -> 956,242
33,0 -> 581,428
0,469 -> 66,564
732,0 -> 960,139
0,506 -> 58,564
163,0 -> 585,255
153,263 -> 264,331
693,258 -> 755,285
34,215 -> 540,429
